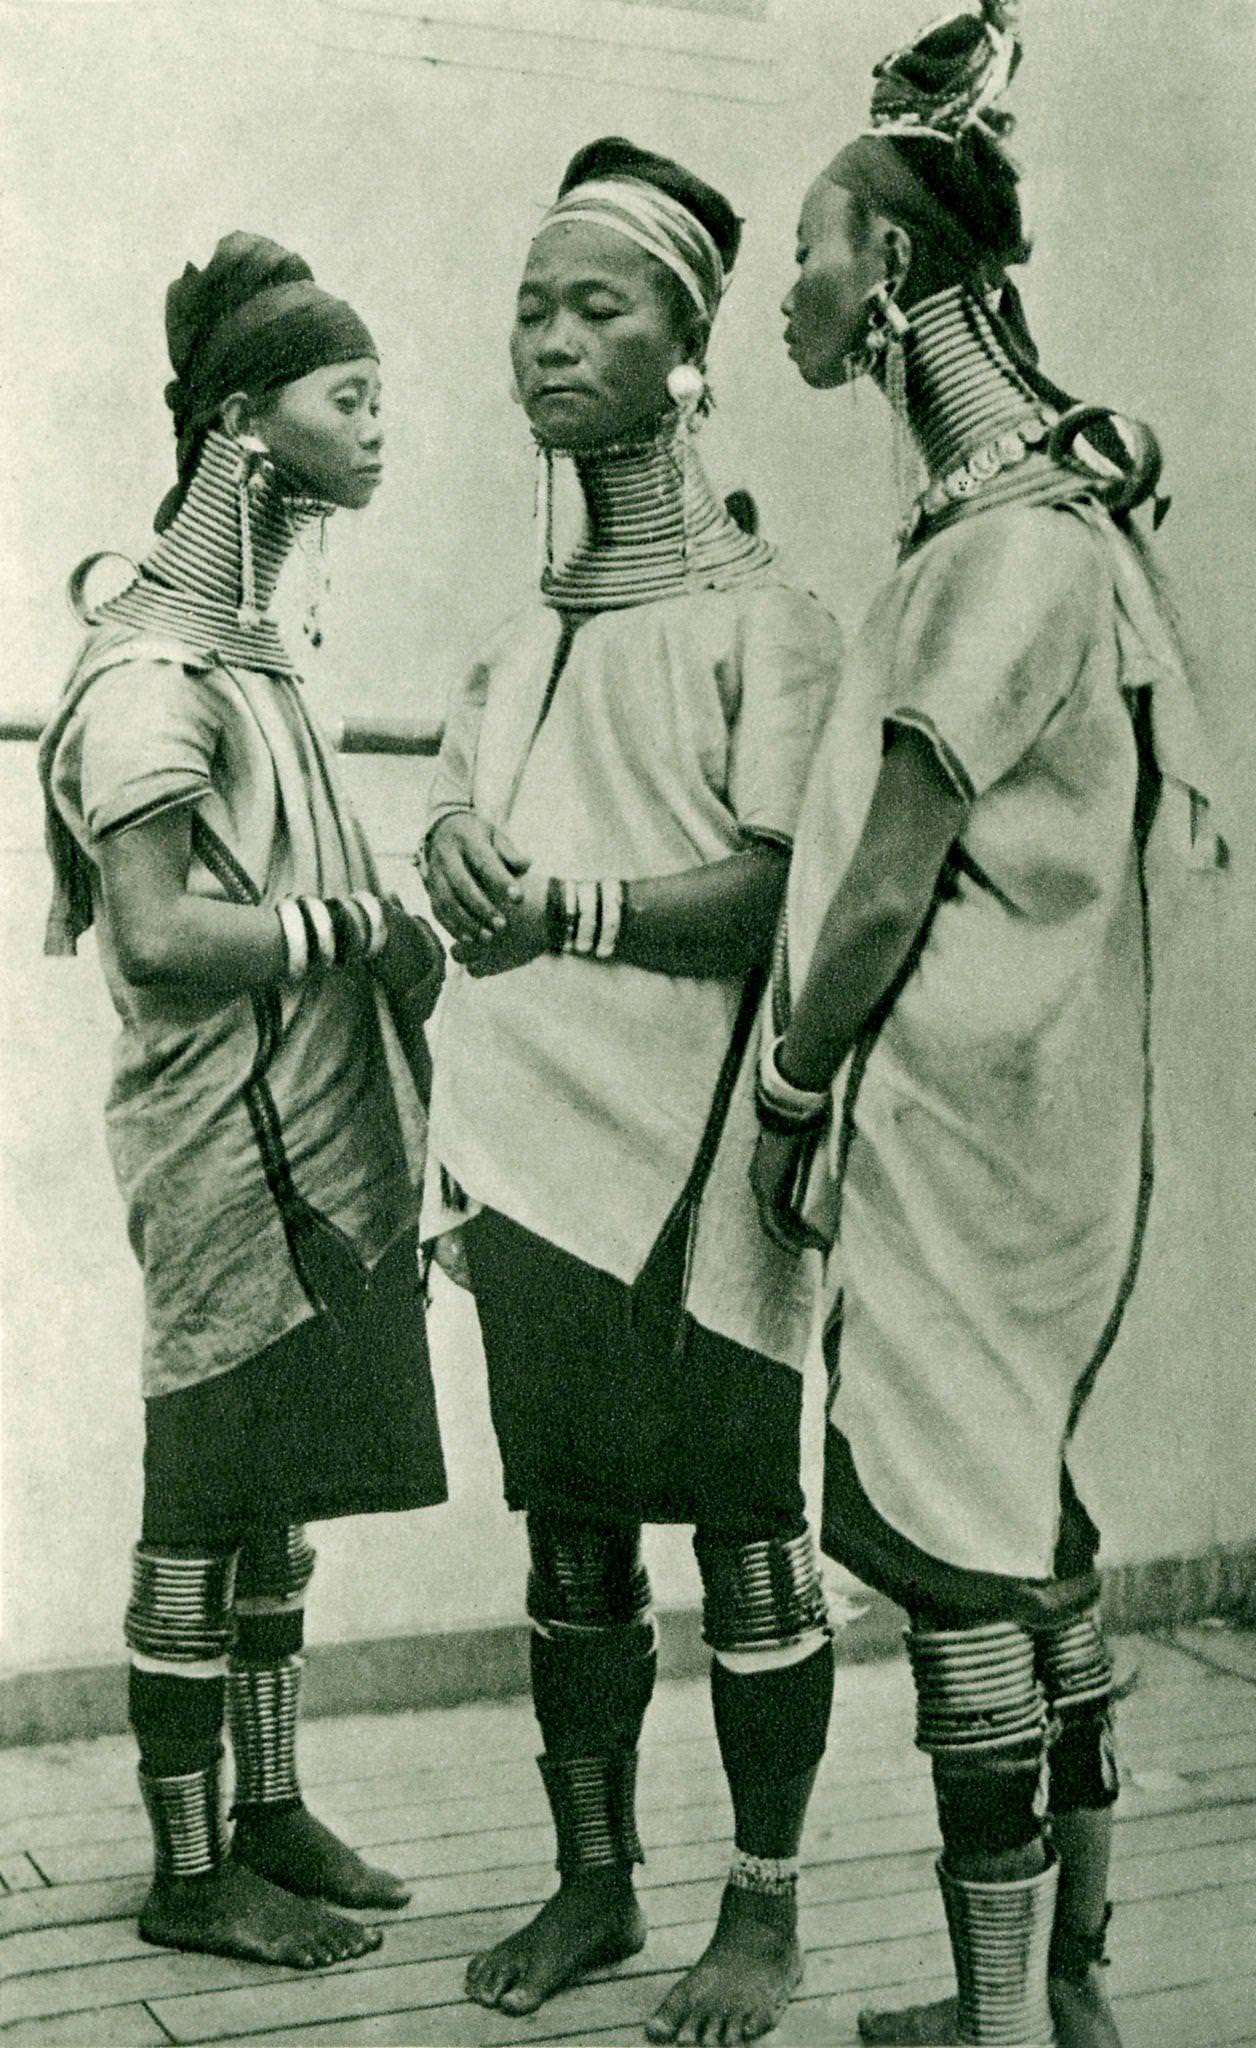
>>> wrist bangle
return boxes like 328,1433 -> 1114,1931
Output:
276,898 -> 310,981
297,895 -> 337,969
340,894 -> 373,956
755,1033 -> 829,1129
573,879 -> 599,956
596,878 -> 625,960
350,890 -> 388,959
551,878 -> 627,961
544,877 -> 567,954
325,898 -> 361,965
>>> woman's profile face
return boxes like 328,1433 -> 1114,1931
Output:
511,221 -> 690,449
256,359 -> 384,507
782,178 -> 885,390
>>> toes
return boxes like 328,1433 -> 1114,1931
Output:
466,1968 -> 498,2008
498,1979 -> 546,2015
467,1950 -> 514,2008
645,1990 -> 688,2043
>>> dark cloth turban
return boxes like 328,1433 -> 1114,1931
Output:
156,232 -> 377,531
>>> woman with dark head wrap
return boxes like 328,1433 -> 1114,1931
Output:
39,234 -> 447,1968
754,7 -> 1223,2043
422,137 -> 843,2042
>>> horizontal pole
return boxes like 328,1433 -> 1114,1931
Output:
325,712 -> 444,757
0,712 -> 444,757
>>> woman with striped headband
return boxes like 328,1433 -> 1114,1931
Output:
422,138 -> 843,2041
39,233 -> 447,1970
754,6 -> 1223,2043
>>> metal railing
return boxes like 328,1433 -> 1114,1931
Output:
0,712 -> 442,756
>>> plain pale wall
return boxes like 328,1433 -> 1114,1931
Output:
1,0 -> 1253,1676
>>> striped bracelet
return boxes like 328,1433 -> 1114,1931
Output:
276,890 -> 387,981
545,877 -> 627,961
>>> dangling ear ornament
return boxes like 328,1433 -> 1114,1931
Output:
666,362 -> 708,426
665,364 -> 708,588
863,280 -> 911,355
233,433 -> 273,628
862,282 -> 921,536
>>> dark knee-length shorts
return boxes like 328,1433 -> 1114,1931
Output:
465,1206 -> 804,1536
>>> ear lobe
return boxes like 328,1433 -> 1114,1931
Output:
219,391 -> 258,443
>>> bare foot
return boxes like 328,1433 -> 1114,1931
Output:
233,1804 -> 410,1909
857,1995 -> 961,2043
1050,1970 -> 1123,2047
138,1859 -> 383,1968
465,1870 -> 646,2014
646,1883 -> 803,2045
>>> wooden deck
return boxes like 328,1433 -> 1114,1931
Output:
2,1627 -> 1254,2047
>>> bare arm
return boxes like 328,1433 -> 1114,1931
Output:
778,727 -> 966,1090
455,842 -> 788,981
752,727 -> 966,1249
98,807 -> 444,1019
616,843 -> 788,979
98,807 -> 285,999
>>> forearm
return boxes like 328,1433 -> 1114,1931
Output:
617,845 -> 788,979
774,729 -> 967,1093
780,895 -> 925,1093
108,892 -> 285,1001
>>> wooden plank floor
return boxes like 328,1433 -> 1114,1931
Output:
3,1628 -> 1254,2046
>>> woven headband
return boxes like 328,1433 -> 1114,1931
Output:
535,177 -> 725,322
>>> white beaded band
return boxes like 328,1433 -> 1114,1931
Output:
276,898 -> 310,981
757,1033 -> 830,1121
299,895 -> 337,968
574,879 -> 600,957
350,890 -> 388,960
596,878 -> 625,960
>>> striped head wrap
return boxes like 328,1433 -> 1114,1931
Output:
538,178 -> 726,323
539,137 -> 742,328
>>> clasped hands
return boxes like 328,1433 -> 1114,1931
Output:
422,811 -> 832,1256
422,812 -> 548,977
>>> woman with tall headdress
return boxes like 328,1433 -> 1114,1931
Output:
754,7 -> 1223,2044
422,138 -> 843,2042
39,234 -> 447,1968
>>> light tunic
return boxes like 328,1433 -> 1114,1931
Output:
425,578 -> 840,1354
780,500 -> 1218,1582
45,628 -> 425,1398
